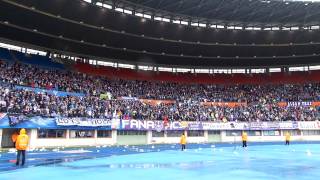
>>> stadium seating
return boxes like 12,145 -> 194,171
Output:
0,48 -> 13,61
12,50 -> 65,69
0,50 -> 319,122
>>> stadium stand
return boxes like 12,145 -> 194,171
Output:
0,49 -> 319,122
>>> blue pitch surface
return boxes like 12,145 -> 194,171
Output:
0,142 -> 320,180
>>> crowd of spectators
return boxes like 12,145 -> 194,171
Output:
0,61 -> 319,121
1,62 -> 320,102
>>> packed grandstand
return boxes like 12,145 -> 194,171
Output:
2,0 -> 320,178
0,47 -> 319,122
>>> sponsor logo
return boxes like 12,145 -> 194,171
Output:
154,121 -> 164,132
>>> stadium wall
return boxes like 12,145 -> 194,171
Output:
73,63 -> 320,85
28,130 -> 117,148
2,116 -> 320,148
4,129 -> 318,149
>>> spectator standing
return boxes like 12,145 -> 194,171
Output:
15,128 -> 29,166
242,131 -> 248,148
285,132 -> 291,145
180,133 -> 187,151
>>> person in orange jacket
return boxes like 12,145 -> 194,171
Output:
15,129 -> 29,166
180,133 -> 187,151
11,131 -> 18,146
242,131 -> 248,148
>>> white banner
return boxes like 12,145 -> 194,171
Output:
55,118 -> 303,130
56,118 -> 112,127
287,102 -> 312,107
298,121 -> 320,130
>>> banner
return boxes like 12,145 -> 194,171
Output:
202,122 -> 297,130
0,114 -> 59,129
139,99 -> 176,106
280,121 -> 299,129
0,114 -> 111,129
117,97 -> 138,101
0,113 -> 6,120
202,122 -> 247,130
56,117 -> 112,127
0,113 -> 309,131
201,102 -> 247,107
118,119 -> 188,131
278,101 -> 320,107
15,85 -> 85,97
247,122 -> 280,130
298,121 -> 320,130
100,93 -> 112,100
113,120 -> 298,131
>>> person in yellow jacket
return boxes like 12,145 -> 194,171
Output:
15,129 -> 29,166
180,133 -> 187,151
242,131 -> 248,148
285,132 -> 291,145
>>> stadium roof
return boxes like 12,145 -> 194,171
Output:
98,0 -> 320,27
2,0 -> 320,68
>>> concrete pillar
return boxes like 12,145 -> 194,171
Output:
300,130 -> 304,136
66,129 -> 70,139
94,130 -> 98,146
94,130 -> 98,138
147,130 -> 152,144
220,130 -> 227,142
28,129 -> 38,149
0,129 -> 2,147
112,130 -> 117,145
64,129 -> 70,147
204,130 -> 209,142
163,130 -> 168,144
